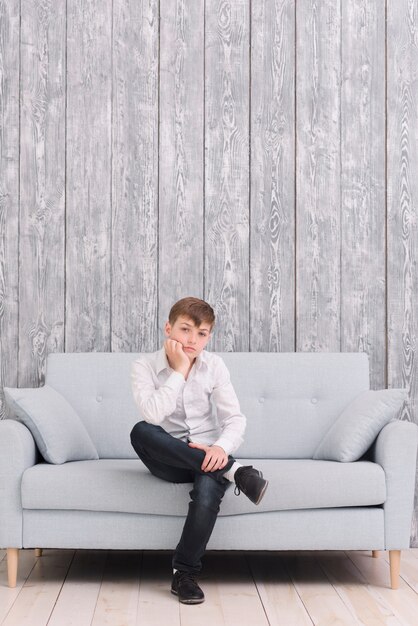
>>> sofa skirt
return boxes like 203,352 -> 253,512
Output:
22,507 -> 385,551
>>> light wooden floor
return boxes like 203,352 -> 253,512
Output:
2,548 -> 418,625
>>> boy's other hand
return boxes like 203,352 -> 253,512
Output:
164,339 -> 190,376
188,442 -> 228,472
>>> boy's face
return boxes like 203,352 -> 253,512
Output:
164,315 -> 212,363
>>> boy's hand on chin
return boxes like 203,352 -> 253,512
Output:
188,441 -> 228,472
164,338 -> 190,374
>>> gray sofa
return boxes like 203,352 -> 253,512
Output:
1,351 -> 417,590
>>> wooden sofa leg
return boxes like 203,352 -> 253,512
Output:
34,548 -> 43,557
389,550 -> 401,589
7,548 -> 19,588
372,550 -> 381,558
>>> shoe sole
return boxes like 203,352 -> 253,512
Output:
236,469 -> 269,505
171,589 -> 205,604
254,479 -> 269,505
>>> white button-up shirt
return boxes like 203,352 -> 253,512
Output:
130,347 -> 246,456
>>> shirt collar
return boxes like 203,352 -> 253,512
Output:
156,346 -> 208,375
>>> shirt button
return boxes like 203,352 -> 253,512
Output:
311,397 -> 318,404
96,395 -> 103,402
259,397 -> 265,403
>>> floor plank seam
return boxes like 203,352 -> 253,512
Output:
1,550 -> 38,624
244,552 -> 271,626
45,549 -> 77,626
90,549 -> 109,625
282,553 -> 316,625
134,550 -> 144,626
315,554 -> 362,624
344,549 -> 400,621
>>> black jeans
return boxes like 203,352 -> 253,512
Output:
130,420 -> 236,574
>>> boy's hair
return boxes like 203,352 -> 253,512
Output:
168,297 -> 215,332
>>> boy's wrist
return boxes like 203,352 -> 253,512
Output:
174,368 -> 188,379
213,436 -> 234,457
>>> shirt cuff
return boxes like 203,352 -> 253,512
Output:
213,436 -> 234,457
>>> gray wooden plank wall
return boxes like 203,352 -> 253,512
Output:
0,0 -> 417,543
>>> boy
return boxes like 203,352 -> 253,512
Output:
130,297 -> 269,604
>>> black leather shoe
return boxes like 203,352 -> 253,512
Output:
234,465 -> 269,505
171,570 -> 205,604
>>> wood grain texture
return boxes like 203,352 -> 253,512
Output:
90,550 -> 142,625
247,552 -> 313,624
387,0 -> 418,544
0,0 -> 20,417
46,550 -> 107,626
250,0 -> 295,353
0,549 -> 39,622
19,0 -> 66,385
2,549 -> 75,625
296,0 -> 341,352
205,0 -> 250,351
112,0 -> 159,351
341,0 -> 386,389
283,551 -> 361,623
66,0 -> 112,352
158,0 -> 205,334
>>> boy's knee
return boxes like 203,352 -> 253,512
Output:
130,420 -> 152,443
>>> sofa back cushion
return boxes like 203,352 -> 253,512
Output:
44,351 -> 369,459
221,351 -> 369,458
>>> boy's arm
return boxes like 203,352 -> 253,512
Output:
211,358 -> 246,456
131,359 -> 185,424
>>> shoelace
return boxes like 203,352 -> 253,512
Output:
176,571 -> 198,585
233,465 -> 254,496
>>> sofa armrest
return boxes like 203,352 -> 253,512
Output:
0,419 -> 39,548
368,420 -> 418,549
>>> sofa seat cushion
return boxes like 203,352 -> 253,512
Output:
21,458 -> 386,516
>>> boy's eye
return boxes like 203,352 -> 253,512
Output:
181,327 -> 206,337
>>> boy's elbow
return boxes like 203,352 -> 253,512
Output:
138,401 -> 159,425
